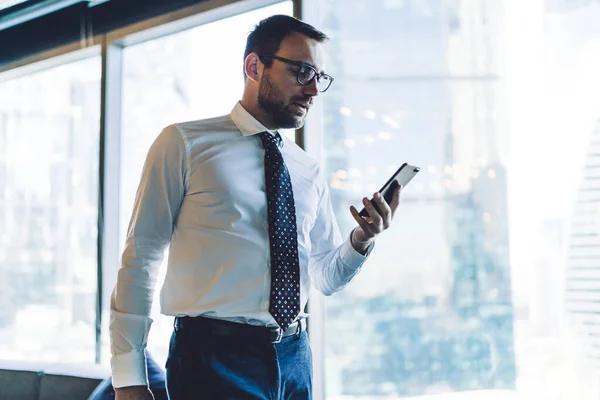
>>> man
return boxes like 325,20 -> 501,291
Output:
110,14 -> 402,399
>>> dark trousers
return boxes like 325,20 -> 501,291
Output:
165,317 -> 313,400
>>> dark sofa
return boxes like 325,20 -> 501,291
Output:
0,360 -> 108,400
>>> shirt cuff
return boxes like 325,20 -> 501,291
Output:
111,350 -> 148,388
340,230 -> 374,269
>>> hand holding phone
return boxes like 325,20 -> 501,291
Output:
358,163 -> 420,218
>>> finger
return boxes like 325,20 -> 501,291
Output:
372,192 -> 392,228
349,205 -> 375,236
362,197 -> 383,228
389,184 -> 402,216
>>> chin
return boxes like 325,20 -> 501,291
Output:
289,118 -> 305,129
276,114 -> 305,130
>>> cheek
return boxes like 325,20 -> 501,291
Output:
278,80 -> 296,97
268,73 -> 301,103
277,75 -> 302,95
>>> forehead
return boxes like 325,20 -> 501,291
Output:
275,32 -> 325,72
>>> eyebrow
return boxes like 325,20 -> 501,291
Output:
301,61 -> 324,75
282,57 -> 324,74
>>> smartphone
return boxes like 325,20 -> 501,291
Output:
358,163 -> 420,218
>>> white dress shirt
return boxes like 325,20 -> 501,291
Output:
110,102 -> 373,388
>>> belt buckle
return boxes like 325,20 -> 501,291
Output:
271,328 -> 283,343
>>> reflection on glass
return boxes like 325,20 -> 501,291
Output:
113,1 -> 294,365
0,55 -> 101,363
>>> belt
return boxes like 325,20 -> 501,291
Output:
174,316 -> 306,344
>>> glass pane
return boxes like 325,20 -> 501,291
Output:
0,0 -> 28,11
114,1 -> 294,365
0,54 -> 101,363
311,0 -> 600,399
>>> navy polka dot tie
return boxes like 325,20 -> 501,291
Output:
259,131 -> 301,331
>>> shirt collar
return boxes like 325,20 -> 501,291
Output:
231,101 -> 278,138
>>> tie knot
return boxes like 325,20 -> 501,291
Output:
259,131 -> 282,148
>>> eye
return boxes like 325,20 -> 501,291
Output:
297,66 -> 315,83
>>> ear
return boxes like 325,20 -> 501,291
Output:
245,53 -> 261,82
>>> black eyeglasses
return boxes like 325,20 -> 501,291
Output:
259,54 -> 334,93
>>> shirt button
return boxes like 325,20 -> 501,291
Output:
264,301 -> 269,308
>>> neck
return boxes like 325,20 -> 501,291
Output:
239,97 -> 276,130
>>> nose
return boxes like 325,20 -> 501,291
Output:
302,78 -> 319,97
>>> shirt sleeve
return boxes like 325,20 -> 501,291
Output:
109,125 -> 187,388
308,167 -> 374,296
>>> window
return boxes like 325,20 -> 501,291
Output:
0,54 -> 101,363
305,0 -> 600,398
115,1 -> 294,365
2,1 -> 600,399
0,0 -> 28,11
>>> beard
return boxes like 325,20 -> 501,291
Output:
257,71 -> 307,130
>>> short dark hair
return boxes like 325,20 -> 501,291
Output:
244,15 -> 328,77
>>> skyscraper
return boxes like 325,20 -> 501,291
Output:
320,0 -> 515,395
566,117 -> 600,363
